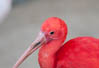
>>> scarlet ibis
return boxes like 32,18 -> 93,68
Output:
13,17 -> 99,68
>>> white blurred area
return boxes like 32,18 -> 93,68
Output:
0,0 -> 12,23
0,0 -> 99,68
0,0 -> 26,23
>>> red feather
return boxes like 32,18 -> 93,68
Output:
56,37 -> 99,68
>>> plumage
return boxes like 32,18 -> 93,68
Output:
56,37 -> 99,68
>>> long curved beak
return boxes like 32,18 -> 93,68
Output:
13,31 -> 46,68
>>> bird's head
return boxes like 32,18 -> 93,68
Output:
13,17 -> 68,68
41,17 -> 67,42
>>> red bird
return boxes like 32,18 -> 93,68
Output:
13,17 -> 99,68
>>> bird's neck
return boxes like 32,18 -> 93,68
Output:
38,38 -> 65,68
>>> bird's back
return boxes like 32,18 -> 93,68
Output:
56,37 -> 99,68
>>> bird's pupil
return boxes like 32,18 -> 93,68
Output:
50,31 -> 54,35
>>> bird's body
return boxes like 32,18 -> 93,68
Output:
56,37 -> 99,68
13,17 -> 99,68
39,36 -> 99,68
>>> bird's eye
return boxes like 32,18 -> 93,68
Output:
50,31 -> 54,35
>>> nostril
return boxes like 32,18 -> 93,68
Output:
32,42 -> 41,49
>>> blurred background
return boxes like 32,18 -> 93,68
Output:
0,0 -> 99,68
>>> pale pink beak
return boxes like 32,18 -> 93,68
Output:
13,31 -> 46,68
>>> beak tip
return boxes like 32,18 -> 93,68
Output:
13,31 -> 46,68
